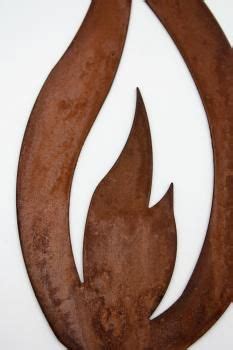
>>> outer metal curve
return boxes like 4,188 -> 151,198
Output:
146,0 -> 233,348
17,1 -> 132,349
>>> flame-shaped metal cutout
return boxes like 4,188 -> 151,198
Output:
16,0 -> 232,349
83,90 -> 176,347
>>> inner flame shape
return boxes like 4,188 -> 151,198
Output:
83,90 -> 176,344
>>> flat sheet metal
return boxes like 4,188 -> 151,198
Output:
17,1 -> 232,349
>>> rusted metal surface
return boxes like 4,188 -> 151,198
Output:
16,0 -> 232,349
146,0 -> 233,348
83,90 -> 176,348
17,1 -> 132,348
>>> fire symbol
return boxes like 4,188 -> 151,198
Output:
17,0 -> 232,349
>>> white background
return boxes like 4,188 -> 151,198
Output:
0,0 -> 232,349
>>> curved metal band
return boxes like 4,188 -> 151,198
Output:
147,0 -> 233,348
17,1 -> 132,348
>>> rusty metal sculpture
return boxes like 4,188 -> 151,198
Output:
17,0 -> 232,349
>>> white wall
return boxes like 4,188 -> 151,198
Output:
0,0 -> 232,349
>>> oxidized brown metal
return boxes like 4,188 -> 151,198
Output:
16,0 -> 233,349
83,90 -> 176,348
146,0 -> 233,349
17,1 -> 133,348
